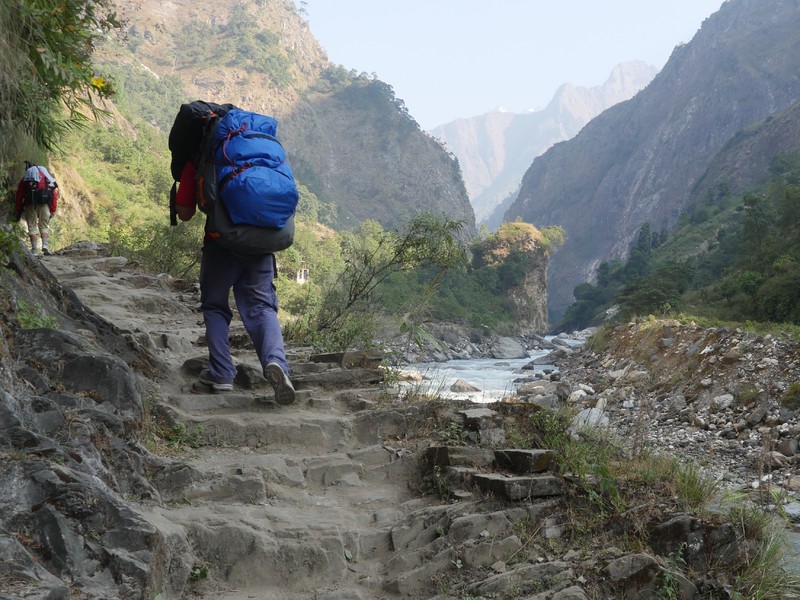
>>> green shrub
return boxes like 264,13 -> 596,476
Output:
781,382 -> 800,410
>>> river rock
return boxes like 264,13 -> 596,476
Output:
490,337 -> 527,359
451,379 -> 481,392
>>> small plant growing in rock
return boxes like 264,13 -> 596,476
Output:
165,422 -> 204,449
438,420 -> 469,446
0,224 -> 23,263
781,381 -> 800,410
738,384 -> 761,406
189,561 -> 209,581
420,465 -> 450,499
16,299 -> 59,329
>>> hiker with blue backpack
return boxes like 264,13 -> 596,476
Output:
15,161 -> 58,256
169,101 -> 299,404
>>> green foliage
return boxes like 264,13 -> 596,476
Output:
164,422 -> 204,450
188,561 -> 210,581
108,217 -> 204,278
55,109 -> 173,250
670,459 -> 722,512
295,214 -> 466,351
96,62 -> 187,132
781,382 -> 800,411
0,0 -> 119,162
370,219 -> 559,330
728,505 -> 800,599
527,409 -> 618,482
16,300 -> 59,330
0,224 -> 23,263
559,152 -> 800,332
420,465 -> 450,499
473,220 -> 554,269
295,183 -> 337,226
438,420 -> 469,446
312,65 -> 363,94
174,3 -> 294,88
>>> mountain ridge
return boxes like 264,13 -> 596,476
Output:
506,0 -> 800,318
430,61 -> 658,225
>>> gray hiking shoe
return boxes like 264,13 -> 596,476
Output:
199,368 -> 233,392
264,362 -> 296,405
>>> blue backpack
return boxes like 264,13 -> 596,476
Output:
196,109 -> 299,255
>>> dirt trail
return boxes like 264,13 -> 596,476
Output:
42,244 -> 426,599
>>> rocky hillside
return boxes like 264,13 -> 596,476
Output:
93,0 -> 475,236
506,0 -> 800,318
431,61 -> 657,225
693,97 -> 800,198
3,244 -> 800,599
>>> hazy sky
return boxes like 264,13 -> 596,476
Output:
299,1 -> 723,130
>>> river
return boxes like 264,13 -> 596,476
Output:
396,336 -> 585,403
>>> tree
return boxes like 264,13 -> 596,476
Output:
307,214 -> 466,350
741,193 -> 774,263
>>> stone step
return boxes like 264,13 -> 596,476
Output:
471,473 -> 565,501
424,446 -> 495,469
309,350 -> 385,368
140,503 -> 397,595
424,446 -> 556,474
292,367 -> 385,391
179,356 -> 382,393
150,445 -> 414,504
159,405 -> 358,453
166,389 -> 316,412
494,448 -> 556,474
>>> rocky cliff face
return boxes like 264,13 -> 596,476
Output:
506,0 -> 800,318
430,61 -> 657,225
693,97 -> 800,198
506,249 -> 549,332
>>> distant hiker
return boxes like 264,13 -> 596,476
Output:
15,161 -> 58,256
170,102 -> 297,404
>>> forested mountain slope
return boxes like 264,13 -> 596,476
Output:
91,0 -> 475,236
506,0 -> 800,318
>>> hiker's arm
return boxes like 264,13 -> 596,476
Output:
175,162 -> 197,221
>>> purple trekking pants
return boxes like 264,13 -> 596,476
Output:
200,242 -> 289,383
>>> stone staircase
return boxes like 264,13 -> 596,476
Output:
422,406 -> 565,503
136,349 -> 570,599
138,351 -> 424,599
